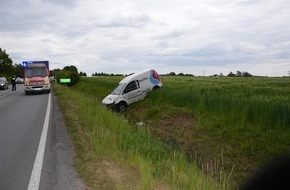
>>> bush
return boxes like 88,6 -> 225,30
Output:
56,70 -> 80,86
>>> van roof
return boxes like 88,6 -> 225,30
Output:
120,69 -> 154,84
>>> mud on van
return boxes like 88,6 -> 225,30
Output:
102,69 -> 163,112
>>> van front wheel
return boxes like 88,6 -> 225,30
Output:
116,102 -> 127,113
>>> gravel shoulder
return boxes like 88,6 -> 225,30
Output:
44,93 -> 87,190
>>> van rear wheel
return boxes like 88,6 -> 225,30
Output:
116,102 -> 127,113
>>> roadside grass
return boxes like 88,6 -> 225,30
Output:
53,76 -> 290,189
53,84 -> 225,190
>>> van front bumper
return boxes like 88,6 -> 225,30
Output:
103,103 -> 116,109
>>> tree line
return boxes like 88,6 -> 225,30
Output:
227,71 -> 253,77
0,48 -> 23,79
92,71 -> 253,77
165,71 -> 253,77
92,72 -> 124,76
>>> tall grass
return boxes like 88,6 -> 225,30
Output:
152,77 -> 290,129
53,83 -> 225,190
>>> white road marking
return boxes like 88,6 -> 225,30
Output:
0,91 -> 14,99
27,93 -> 51,190
0,86 -> 25,99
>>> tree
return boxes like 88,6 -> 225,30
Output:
14,63 -> 24,77
0,48 -> 13,76
242,71 -> 252,77
79,71 -> 87,76
63,65 -> 78,73
236,70 -> 242,77
168,72 -> 176,76
50,68 -> 61,78
227,72 -> 236,77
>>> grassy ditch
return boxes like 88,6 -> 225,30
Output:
53,84 -> 225,190
54,76 -> 290,189
125,76 -> 290,187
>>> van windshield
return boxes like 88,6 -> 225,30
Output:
111,83 -> 126,95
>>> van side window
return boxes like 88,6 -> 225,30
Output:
124,81 -> 139,94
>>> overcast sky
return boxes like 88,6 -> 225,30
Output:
1,0 -> 290,76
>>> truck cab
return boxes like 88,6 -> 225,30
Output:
22,61 -> 51,95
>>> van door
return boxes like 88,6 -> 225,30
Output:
123,80 -> 144,104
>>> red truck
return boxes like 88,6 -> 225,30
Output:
22,61 -> 51,95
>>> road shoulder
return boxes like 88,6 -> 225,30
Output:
47,93 -> 87,190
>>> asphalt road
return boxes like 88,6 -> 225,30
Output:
0,84 -> 86,190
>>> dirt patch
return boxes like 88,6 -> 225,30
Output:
150,113 -> 196,150
101,161 -> 140,189
146,112 -> 209,158
103,161 -> 123,183
141,111 -> 229,185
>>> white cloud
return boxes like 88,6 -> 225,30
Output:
1,0 -> 290,76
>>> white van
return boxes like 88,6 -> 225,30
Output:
102,69 -> 163,112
